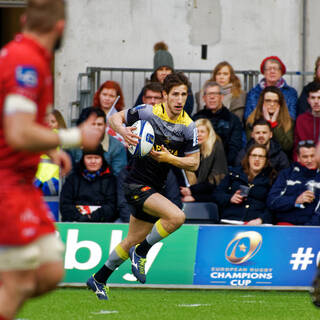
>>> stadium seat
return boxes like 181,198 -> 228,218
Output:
182,202 -> 219,224
44,196 -> 60,221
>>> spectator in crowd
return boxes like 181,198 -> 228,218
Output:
246,86 -> 294,156
93,80 -> 125,143
46,109 -> 67,130
134,41 -> 194,116
93,80 -> 125,116
297,56 -> 320,116
212,144 -> 275,225
193,81 -> 243,166
69,107 -> 127,176
204,61 -> 246,121
142,82 -> 164,105
180,118 -> 227,202
34,109 -> 67,195
267,140 -> 320,226
294,82 -> 320,160
236,118 -> 289,172
244,56 -> 298,121
60,144 -> 117,222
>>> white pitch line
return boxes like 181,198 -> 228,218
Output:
178,304 -> 211,307
91,310 -> 119,315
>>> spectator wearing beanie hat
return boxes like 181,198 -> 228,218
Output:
134,41 -> 194,116
244,56 -> 298,122
60,144 -> 118,222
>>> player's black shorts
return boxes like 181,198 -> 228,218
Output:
123,183 -> 161,224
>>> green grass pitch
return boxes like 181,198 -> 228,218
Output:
17,288 -> 319,320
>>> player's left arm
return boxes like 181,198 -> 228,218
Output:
150,146 -> 200,171
47,148 -> 72,177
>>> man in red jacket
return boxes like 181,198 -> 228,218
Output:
294,82 -> 320,160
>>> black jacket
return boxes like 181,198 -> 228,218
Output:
60,163 -> 117,222
267,162 -> 320,225
212,166 -> 274,223
193,106 -> 243,166
235,138 -> 290,172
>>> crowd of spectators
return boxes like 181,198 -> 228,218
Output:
37,44 -> 320,227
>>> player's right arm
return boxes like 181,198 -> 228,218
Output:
109,110 -> 140,147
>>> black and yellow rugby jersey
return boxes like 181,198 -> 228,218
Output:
125,103 -> 199,190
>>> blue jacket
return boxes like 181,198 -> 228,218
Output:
267,162 -> 320,225
212,166 -> 274,223
244,79 -> 298,120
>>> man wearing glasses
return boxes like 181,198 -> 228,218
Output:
142,83 -> 164,106
193,81 -> 242,166
267,140 -> 320,226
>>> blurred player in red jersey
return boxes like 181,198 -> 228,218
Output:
0,1 -> 102,319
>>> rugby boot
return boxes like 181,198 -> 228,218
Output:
129,245 -> 146,284
87,274 -> 109,300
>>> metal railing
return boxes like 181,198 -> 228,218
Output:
69,67 -> 314,126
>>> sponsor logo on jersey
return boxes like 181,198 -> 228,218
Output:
141,186 -> 151,192
129,104 -> 147,114
15,65 -> 38,88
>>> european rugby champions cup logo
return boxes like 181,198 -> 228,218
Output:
225,231 -> 262,264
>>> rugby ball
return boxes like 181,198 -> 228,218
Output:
128,120 -> 155,157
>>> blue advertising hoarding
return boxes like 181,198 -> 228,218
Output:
194,225 -> 320,288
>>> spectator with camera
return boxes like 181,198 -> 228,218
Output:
267,140 -> 320,226
212,144 -> 276,225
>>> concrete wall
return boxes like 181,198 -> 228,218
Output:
55,0 -> 318,122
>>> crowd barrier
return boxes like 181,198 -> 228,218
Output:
57,222 -> 320,290
69,67 -> 313,126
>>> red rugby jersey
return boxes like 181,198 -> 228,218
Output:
0,34 -> 53,187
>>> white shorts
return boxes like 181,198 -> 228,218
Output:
0,233 -> 64,271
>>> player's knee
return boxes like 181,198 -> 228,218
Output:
35,262 -> 64,295
170,211 -> 185,228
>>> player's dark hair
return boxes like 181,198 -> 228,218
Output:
163,72 -> 190,94
25,0 -> 65,33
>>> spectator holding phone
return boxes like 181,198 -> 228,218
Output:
212,144 -> 276,225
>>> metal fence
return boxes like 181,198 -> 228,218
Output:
69,67 -> 314,126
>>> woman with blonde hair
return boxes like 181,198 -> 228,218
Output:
246,86 -> 294,155
180,118 -> 227,202
197,61 -> 246,121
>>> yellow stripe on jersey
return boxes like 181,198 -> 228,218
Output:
152,103 -> 193,126
115,244 -> 129,260
155,220 -> 170,238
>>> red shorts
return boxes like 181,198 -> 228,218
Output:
0,185 -> 55,246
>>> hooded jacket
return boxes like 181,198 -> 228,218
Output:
60,158 -> 117,222
267,162 -> 320,225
